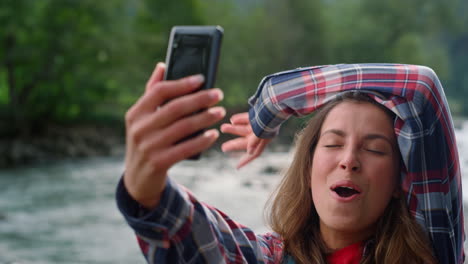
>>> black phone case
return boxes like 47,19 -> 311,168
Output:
163,26 -> 223,160
164,26 -> 223,90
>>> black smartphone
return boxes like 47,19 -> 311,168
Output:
163,25 -> 223,159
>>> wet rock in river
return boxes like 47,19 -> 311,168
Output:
242,180 -> 253,188
262,165 -> 280,175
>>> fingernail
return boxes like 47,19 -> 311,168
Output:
220,124 -> 227,132
208,107 -> 226,118
209,89 -> 224,100
188,74 -> 204,85
203,129 -> 219,139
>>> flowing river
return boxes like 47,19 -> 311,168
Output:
0,120 -> 467,264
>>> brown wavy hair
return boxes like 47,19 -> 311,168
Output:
266,92 -> 437,264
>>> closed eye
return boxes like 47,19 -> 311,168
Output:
325,145 -> 342,148
364,148 -> 385,155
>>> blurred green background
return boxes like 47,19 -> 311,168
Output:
1,0 -> 467,165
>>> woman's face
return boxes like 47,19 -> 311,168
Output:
310,101 -> 399,248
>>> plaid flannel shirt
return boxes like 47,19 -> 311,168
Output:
116,178 -> 284,263
117,63 -> 464,264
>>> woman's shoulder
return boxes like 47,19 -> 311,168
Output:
256,232 -> 285,263
257,232 -> 283,243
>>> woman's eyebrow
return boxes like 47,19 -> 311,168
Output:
363,134 -> 394,147
321,130 -> 395,146
320,129 -> 345,137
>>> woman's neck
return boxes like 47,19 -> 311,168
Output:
319,221 -> 373,251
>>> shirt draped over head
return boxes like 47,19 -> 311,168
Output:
117,63 -> 464,264
248,63 -> 464,264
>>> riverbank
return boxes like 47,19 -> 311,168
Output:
0,106 -> 301,169
0,123 -> 126,168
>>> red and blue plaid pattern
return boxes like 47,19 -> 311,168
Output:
248,63 -> 464,264
117,64 -> 464,263
117,178 -> 284,263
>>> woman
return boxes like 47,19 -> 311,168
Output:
117,63 -> 464,263
262,91 -> 436,263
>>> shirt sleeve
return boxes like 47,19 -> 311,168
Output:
248,63 -> 465,264
116,177 -> 284,264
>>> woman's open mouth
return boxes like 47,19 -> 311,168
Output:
333,186 -> 360,197
330,182 -> 362,201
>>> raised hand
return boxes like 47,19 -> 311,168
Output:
124,63 -> 225,209
220,112 -> 272,169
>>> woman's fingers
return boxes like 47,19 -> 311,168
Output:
220,123 -> 251,137
220,112 -> 273,168
220,112 -> 252,151
250,137 -> 271,155
148,106 -> 226,149
129,89 -> 223,145
127,74 -> 206,123
145,62 -> 166,92
129,106 -> 225,160
236,138 -> 271,169
221,137 -> 248,152
153,88 -> 223,129
158,129 -> 220,166
246,135 -> 262,154
230,112 -> 250,125
236,154 -> 257,169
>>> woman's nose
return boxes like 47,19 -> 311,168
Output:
339,148 -> 361,172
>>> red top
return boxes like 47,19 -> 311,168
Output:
326,242 -> 363,264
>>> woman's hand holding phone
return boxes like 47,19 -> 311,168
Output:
123,63 -> 225,210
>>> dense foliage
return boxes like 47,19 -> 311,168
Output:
1,0 -> 467,136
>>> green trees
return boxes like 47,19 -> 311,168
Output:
197,0 -> 327,106
0,0 -> 129,135
0,0 -> 466,138
322,0 -> 467,114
